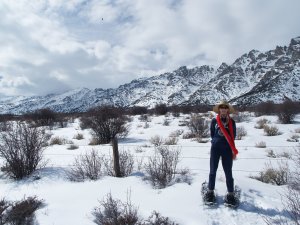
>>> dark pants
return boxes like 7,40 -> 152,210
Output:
208,140 -> 234,192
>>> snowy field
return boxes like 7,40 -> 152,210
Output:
1,112 -> 300,225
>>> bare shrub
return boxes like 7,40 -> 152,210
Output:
92,193 -> 180,225
0,122 -> 51,180
264,125 -> 281,136
169,130 -> 184,138
92,192 -> 140,225
143,211 -> 179,225
163,119 -> 170,126
295,128 -> 300,133
118,151 -> 135,177
178,120 -> 188,127
266,149 -> 276,158
0,196 -> 43,225
175,168 -> 192,185
187,115 -> 209,138
0,121 -> 12,132
284,150 -> 300,224
289,149 -> 300,191
149,135 -> 163,147
73,133 -> 84,140
280,187 -> 300,225
251,161 -> 289,185
265,149 -> 300,225
68,149 -> 104,182
103,150 -> 135,177
287,134 -> 300,142
195,137 -> 210,143
255,118 -> 270,129
136,156 -> 145,171
139,114 -> 151,122
236,126 -> 247,140
231,112 -> 250,123
172,111 -> 180,118
0,198 -> 10,224
255,141 -> 267,148
164,137 -> 178,145
144,146 -> 180,188
88,138 -> 99,145
278,152 -> 292,159
182,132 -> 196,139
49,136 -> 72,145
135,146 -> 144,153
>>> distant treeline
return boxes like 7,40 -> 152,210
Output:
0,100 -> 299,125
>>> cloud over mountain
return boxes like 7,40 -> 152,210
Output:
0,0 -> 300,97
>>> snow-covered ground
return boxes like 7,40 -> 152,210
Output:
1,113 -> 299,225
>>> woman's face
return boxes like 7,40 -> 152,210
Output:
218,105 -> 229,115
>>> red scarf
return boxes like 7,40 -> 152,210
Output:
216,114 -> 238,158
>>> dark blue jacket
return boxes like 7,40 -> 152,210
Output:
210,117 -> 236,144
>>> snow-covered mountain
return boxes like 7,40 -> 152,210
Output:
1,37 -> 300,114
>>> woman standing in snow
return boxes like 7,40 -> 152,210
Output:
203,100 -> 239,206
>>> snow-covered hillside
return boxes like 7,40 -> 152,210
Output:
0,37 -> 299,114
0,112 -> 299,225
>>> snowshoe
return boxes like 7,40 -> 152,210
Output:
201,182 -> 216,206
224,186 -> 241,208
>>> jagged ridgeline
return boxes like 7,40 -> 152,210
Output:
0,37 -> 299,114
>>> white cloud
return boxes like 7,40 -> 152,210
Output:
0,74 -> 34,95
0,0 -> 300,97
50,70 -> 69,81
91,40 -> 111,59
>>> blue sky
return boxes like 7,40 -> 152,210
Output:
0,0 -> 300,96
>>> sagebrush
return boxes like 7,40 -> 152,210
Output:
0,122 -> 51,180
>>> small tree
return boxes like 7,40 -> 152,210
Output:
0,122 -> 51,180
276,99 -> 297,124
83,106 -> 130,177
154,104 -> 168,115
253,101 -> 276,116
129,106 -> 148,115
27,108 -> 57,127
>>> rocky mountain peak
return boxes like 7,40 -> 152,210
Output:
216,62 -> 229,74
175,66 -> 189,77
288,37 -> 300,60
290,36 -> 300,46
248,50 -> 261,61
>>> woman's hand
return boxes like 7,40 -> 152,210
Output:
232,154 -> 237,160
